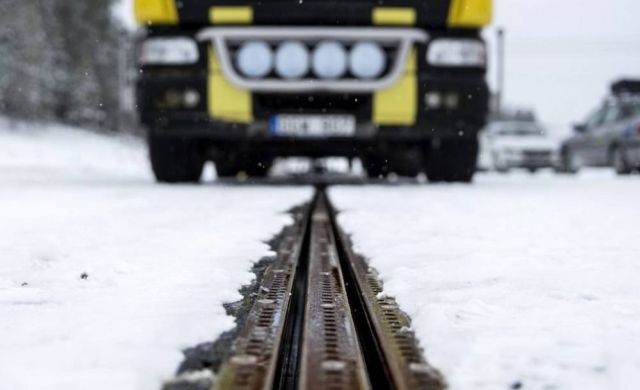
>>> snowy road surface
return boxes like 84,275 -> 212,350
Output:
331,174 -> 640,390
2,119 -> 640,390
0,120 -> 312,390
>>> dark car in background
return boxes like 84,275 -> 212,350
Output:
560,80 -> 640,175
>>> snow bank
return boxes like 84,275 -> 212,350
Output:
0,117 -> 147,182
0,119 -> 312,390
113,0 -> 136,31
331,173 -> 640,390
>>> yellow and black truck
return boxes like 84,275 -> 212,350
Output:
134,0 -> 492,182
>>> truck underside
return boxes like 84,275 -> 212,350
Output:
135,0 -> 492,182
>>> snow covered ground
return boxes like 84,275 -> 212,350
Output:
331,173 -> 640,390
3,118 -> 640,390
0,119 -> 312,390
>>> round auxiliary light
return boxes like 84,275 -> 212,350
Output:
275,41 -> 310,79
236,41 -> 273,78
312,41 -> 348,79
349,42 -> 386,79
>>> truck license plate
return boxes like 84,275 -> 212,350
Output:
270,115 -> 356,137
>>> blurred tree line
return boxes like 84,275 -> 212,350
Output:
0,0 -> 133,131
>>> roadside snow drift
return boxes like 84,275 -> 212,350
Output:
0,119 -> 312,390
331,174 -> 640,390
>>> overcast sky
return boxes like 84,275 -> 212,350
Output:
489,0 -> 640,129
116,0 -> 640,128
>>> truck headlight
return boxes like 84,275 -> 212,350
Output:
139,37 -> 199,65
237,41 -> 273,78
427,39 -> 486,67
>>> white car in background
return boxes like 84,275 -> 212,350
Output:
480,121 -> 560,172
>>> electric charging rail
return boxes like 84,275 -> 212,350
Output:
214,189 -> 444,390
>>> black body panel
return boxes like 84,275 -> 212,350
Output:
176,0 -> 451,28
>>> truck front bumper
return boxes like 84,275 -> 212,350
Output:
138,73 -> 489,149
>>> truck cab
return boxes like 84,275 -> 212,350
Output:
134,0 -> 492,182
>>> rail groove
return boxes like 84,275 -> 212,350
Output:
214,189 -> 444,390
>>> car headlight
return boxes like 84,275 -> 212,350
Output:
275,41 -> 310,79
236,41 -> 273,78
139,37 -> 199,65
427,39 -> 486,67
312,41 -> 348,79
349,42 -> 386,79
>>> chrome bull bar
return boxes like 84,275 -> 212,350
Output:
197,27 -> 428,93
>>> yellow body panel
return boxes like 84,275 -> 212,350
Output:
372,7 -> 417,126
208,50 -> 253,123
448,0 -> 493,27
373,50 -> 417,126
209,6 -> 254,25
371,7 -> 417,26
206,8 -> 253,123
133,0 -> 178,24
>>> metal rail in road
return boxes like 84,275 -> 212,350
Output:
215,189 -> 444,390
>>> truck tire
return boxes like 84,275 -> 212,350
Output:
215,159 -> 241,178
390,149 -> 423,178
149,136 -> 204,183
393,163 -> 421,178
424,139 -> 478,183
361,155 -> 390,179
245,156 -> 274,178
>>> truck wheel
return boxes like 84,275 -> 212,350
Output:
391,149 -> 423,178
393,163 -> 421,178
245,156 -> 274,178
424,139 -> 478,183
362,156 -> 391,179
362,155 -> 390,179
149,137 -> 204,183
215,159 -> 241,178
